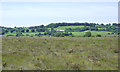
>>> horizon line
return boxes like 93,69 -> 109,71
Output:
0,22 -> 118,28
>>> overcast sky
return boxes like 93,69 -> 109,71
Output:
1,1 -> 118,27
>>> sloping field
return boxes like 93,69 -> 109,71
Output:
54,26 -> 85,30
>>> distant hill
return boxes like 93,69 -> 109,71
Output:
0,22 -> 119,37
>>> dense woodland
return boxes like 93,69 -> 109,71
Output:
0,22 -> 120,37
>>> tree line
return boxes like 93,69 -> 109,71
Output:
0,22 -> 120,37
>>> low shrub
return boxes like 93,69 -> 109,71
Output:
59,35 -> 64,37
26,34 -> 29,36
84,31 -> 91,37
96,34 -> 102,37
16,33 -> 24,37
6,35 -> 14,37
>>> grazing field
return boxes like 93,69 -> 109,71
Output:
3,31 -> 112,37
71,31 -> 112,37
54,26 -> 85,30
3,32 -> 45,36
2,37 -> 118,70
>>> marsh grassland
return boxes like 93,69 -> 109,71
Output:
2,37 -> 118,70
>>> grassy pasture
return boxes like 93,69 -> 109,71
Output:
54,26 -> 85,30
3,32 -> 45,36
3,31 -> 112,37
3,32 -> 16,36
2,36 -> 118,70
71,31 -> 112,37
22,32 -> 45,36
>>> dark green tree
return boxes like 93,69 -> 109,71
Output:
26,29 -> 29,32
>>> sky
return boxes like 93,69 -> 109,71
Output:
1,1 -> 118,27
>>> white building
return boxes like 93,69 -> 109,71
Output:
56,29 -> 65,32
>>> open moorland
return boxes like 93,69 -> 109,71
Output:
2,36 -> 118,70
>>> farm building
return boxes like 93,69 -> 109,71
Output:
56,29 -> 65,32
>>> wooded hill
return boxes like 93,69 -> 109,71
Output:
0,22 -> 120,37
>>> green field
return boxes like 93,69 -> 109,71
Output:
54,26 -> 85,30
22,32 -> 45,36
3,30 -> 113,37
2,37 -> 118,70
71,31 -> 112,37
3,32 -> 45,36
3,32 -> 16,36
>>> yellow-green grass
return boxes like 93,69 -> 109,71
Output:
22,32 -> 44,36
2,37 -> 118,70
3,31 -> 113,37
3,32 -> 16,36
54,26 -> 85,30
3,32 -> 45,36
71,31 -> 112,37
98,28 -> 106,29
91,31 -> 112,36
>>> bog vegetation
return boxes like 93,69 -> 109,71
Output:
2,37 -> 118,70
